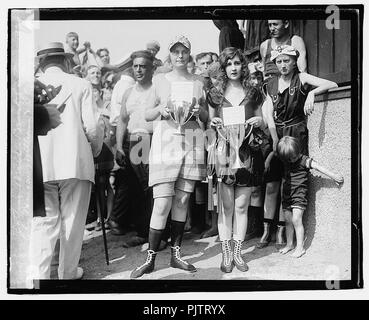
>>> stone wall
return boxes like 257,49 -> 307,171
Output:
304,87 -> 352,277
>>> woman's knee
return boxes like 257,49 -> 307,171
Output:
173,190 -> 191,210
291,213 -> 303,226
152,197 -> 171,217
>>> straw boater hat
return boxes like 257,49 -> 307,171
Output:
36,42 -> 73,60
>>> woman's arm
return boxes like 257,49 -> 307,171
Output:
264,151 -> 275,173
300,73 -> 338,95
195,94 -> 209,124
310,159 -> 344,185
261,95 -> 279,151
300,73 -> 338,115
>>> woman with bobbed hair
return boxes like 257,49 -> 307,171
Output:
207,47 -> 264,273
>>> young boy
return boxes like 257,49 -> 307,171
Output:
65,32 -> 89,68
274,136 -> 344,258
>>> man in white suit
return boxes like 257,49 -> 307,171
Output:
29,42 -> 103,280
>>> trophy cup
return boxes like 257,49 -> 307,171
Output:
169,81 -> 195,136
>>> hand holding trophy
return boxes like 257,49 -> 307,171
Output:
168,81 -> 196,136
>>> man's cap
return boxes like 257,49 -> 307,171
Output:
168,35 -> 191,52
36,42 -> 73,59
270,45 -> 299,61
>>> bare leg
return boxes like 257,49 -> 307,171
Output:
171,189 -> 192,223
218,183 -> 234,241
279,210 -> 294,254
150,197 -> 173,230
250,186 -> 263,207
291,208 -> 306,258
264,181 -> 280,220
233,186 -> 252,241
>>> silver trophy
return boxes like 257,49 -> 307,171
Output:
169,81 -> 195,136
216,123 -> 253,170
169,100 -> 195,135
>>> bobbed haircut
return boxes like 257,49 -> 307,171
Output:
216,47 -> 249,93
277,136 -> 301,163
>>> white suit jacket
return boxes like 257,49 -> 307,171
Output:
38,67 -> 103,183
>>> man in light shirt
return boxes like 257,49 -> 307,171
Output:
29,42 -> 103,280
115,50 -> 157,247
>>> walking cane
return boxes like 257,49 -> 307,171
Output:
206,135 -> 216,212
100,213 -> 109,266
96,182 -> 110,265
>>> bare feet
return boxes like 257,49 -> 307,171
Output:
279,245 -> 294,254
291,248 -> 306,258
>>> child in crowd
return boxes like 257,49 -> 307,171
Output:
272,136 -> 344,258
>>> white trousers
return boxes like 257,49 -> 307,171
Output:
28,178 -> 92,280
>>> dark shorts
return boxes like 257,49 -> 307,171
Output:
264,155 -> 284,183
265,120 -> 309,183
281,176 -> 308,212
221,148 -> 264,187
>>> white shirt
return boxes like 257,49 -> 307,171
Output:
38,67 -> 103,183
109,75 -> 135,126
125,84 -> 155,134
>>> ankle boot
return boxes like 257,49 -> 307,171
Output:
257,221 -> 271,249
130,227 -> 163,279
233,240 -> 249,272
275,225 -> 286,249
130,250 -> 157,279
220,240 -> 234,273
170,246 -> 196,272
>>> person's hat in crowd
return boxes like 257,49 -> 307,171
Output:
36,42 -> 73,60
270,45 -> 299,61
248,61 -> 264,74
146,40 -> 160,51
168,35 -> 191,51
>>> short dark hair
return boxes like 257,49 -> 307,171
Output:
195,52 -> 212,62
96,48 -> 110,57
130,50 -> 154,64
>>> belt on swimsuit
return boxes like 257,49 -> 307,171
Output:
275,117 -> 305,129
